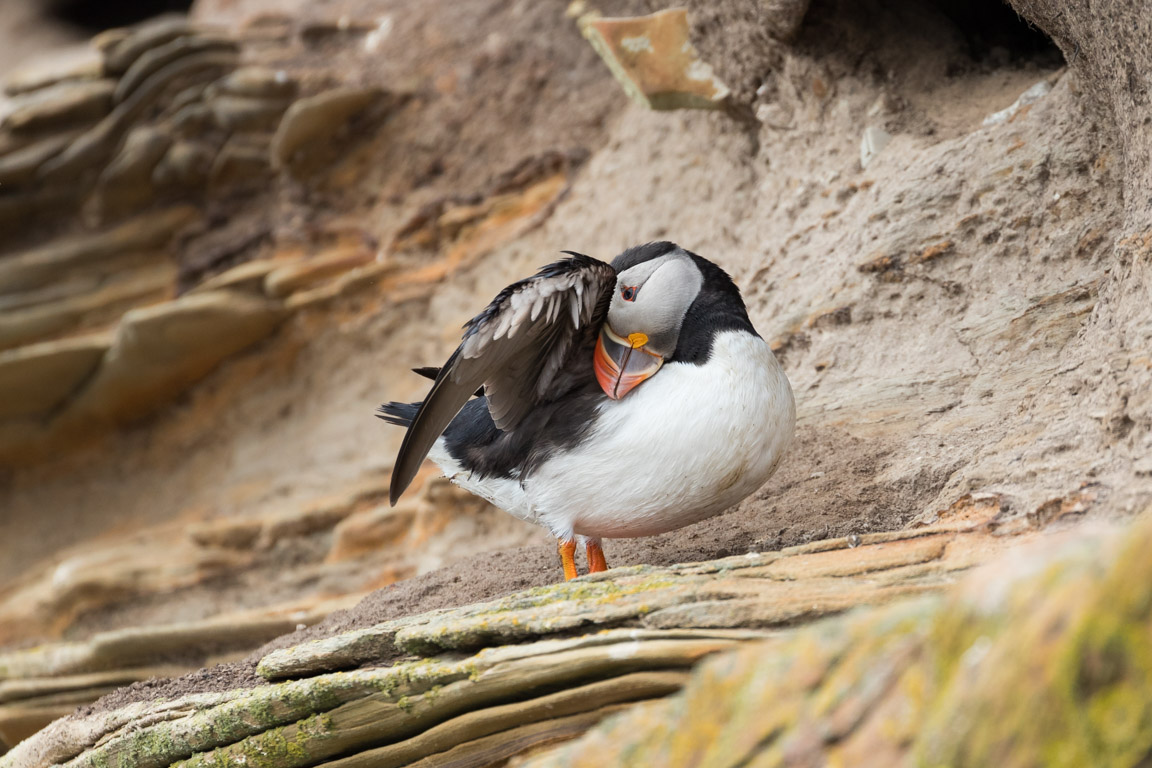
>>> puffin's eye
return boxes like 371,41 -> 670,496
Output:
620,285 -> 638,302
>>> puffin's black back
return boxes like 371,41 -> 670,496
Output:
612,242 -> 758,365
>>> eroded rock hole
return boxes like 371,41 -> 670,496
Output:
927,0 -> 1063,68
46,0 -> 195,33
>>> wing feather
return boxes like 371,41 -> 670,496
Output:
388,252 -> 616,504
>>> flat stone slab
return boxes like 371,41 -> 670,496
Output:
3,45 -> 105,97
0,207 -> 200,295
581,9 -> 729,110
0,80 -> 115,134
0,333 -> 112,420
0,262 -> 175,352
65,290 -> 286,424
263,247 -> 375,298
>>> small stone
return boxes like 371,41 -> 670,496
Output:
270,87 -> 383,170
66,291 -> 287,424
0,333 -> 112,420
0,80 -> 116,134
859,125 -> 892,169
581,9 -> 729,110
264,247 -> 375,298
983,80 -> 1052,127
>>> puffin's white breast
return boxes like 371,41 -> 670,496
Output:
524,330 -> 795,539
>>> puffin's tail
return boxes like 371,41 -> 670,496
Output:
376,401 -> 421,427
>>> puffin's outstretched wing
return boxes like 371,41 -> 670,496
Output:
388,252 -> 616,504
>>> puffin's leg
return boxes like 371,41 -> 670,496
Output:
558,539 -> 578,581
585,538 -> 609,574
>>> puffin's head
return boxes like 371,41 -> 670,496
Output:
594,243 -> 703,399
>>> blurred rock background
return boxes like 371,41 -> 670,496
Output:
1,0 -> 1151,762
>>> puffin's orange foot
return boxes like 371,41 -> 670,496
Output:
558,539 -> 578,581
586,539 -> 609,574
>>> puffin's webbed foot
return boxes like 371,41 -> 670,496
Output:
558,539 -> 578,581
558,537 -> 610,580
586,538 -> 609,574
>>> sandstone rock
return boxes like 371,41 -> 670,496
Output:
0,189 -> 81,232
580,9 -> 729,110
0,80 -> 115,134
0,333 -> 111,420
522,516 -> 1152,768
3,45 -> 104,97
0,493 -> 1110,767
0,131 -> 80,187
210,67 -> 297,101
270,87 -> 383,171
89,126 -> 172,219
102,17 -> 194,76
11,632 -> 734,768
0,611 -> 316,682
208,135 -> 273,189
282,261 -> 397,311
0,263 -> 175,352
113,36 -> 238,105
259,514 -> 1002,681
0,275 -> 102,314
66,291 -> 286,424
0,206 -> 199,295
0,666 -> 188,750
263,247 -> 375,298
186,258 -> 288,295
326,504 -> 418,562
207,95 -> 288,132
170,103 -> 214,136
152,140 -> 215,189
37,50 -> 238,183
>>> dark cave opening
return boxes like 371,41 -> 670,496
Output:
928,0 -> 1063,66
45,0 -> 196,34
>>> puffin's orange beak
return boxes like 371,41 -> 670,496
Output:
594,326 -> 664,399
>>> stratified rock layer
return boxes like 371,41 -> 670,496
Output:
3,499 -> 1149,767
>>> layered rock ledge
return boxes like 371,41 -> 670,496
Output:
3,498 -> 1146,767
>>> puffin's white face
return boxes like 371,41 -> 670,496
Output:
594,252 -> 703,399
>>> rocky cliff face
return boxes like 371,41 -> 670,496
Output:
1,0 -> 1151,763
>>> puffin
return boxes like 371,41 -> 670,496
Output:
378,242 -> 795,580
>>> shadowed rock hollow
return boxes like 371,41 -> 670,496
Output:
1,0 -> 1151,763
